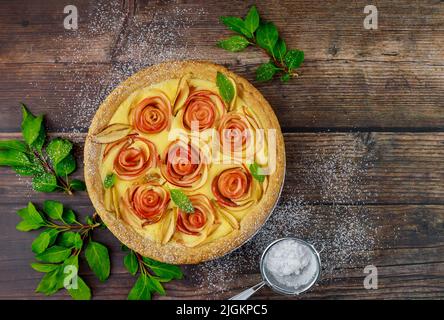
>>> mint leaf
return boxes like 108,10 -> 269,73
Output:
147,276 -> 165,295
12,165 -> 41,176
244,5 -> 259,34
35,268 -> 61,295
85,240 -> 110,282
219,16 -> 252,38
69,179 -> 86,191
21,105 -> 44,147
273,38 -> 287,63
68,276 -> 91,300
32,125 -> 46,152
256,62 -> 279,82
32,230 -> 52,254
58,232 -> 82,249
216,72 -> 235,105
285,49 -> 304,70
217,35 -> 250,52
143,257 -> 183,280
0,140 -> 27,152
18,202 -> 45,225
0,149 -> 30,167
31,263 -> 59,273
124,251 -> 139,276
128,274 -> 151,300
170,189 -> 194,213
249,162 -> 265,182
32,172 -> 58,192
54,153 -> 76,176
35,246 -> 72,263
281,73 -> 291,83
256,22 -> 279,55
63,209 -> 78,224
43,200 -> 64,221
103,173 -> 116,189
46,138 -> 72,166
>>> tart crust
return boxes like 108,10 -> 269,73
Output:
84,61 -> 285,264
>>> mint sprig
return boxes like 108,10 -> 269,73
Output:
170,189 -> 195,213
122,246 -> 183,300
0,104 -> 85,194
218,5 -> 304,82
16,200 -> 109,300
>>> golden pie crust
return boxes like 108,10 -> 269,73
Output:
84,61 -> 285,264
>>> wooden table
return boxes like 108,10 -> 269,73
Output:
0,0 -> 443,299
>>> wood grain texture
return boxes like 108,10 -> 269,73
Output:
0,0 -> 443,300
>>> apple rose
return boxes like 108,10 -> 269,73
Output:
218,113 -> 253,153
182,90 -> 226,131
122,182 -> 170,225
176,194 -> 219,247
130,91 -> 172,134
212,167 -> 252,208
161,140 -> 208,189
103,134 -> 158,180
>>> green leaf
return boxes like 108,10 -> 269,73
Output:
32,172 -> 58,192
216,72 -> 235,104
0,140 -> 28,152
148,276 -> 166,295
21,105 -> 44,147
46,138 -> 72,166
16,220 -> 44,231
219,16 -> 252,38
32,230 -> 52,254
244,5 -> 260,34
64,254 -> 79,270
104,173 -> 116,189
70,179 -> 86,191
12,165 -> 39,176
256,62 -> 279,82
121,244 -> 130,252
124,251 -> 139,276
85,240 -> 110,282
217,35 -> 250,52
0,149 -> 30,167
54,153 -> 76,176
256,22 -> 279,55
18,202 -> 45,225
31,263 -> 59,273
68,276 -> 91,300
281,73 -> 291,83
170,189 -> 194,213
58,232 -> 82,249
35,245 -> 72,263
284,49 -> 304,70
35,268 -> 62,295
273,38 -> 287,63
128,274 -> 151,300
43,200 -> 64,221
249,162 -> 265,182
63,209 -> 78,224
143,257 -> 183,280
32,125 -> 46,152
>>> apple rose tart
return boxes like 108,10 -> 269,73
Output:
85,61 -> 285,264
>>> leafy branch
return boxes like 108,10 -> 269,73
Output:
0,104 -> 85,194
122,246 -> 183,300
16,200 -> 109,300
218,5 -> 304,82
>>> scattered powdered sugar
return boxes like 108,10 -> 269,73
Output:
188,136 -> 379,295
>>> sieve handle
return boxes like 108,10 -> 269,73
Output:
228,281 -> 266,300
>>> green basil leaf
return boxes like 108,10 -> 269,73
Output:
249,162 -> 265,182
0,140 -> 28,152
46,138 -> 72,166
70,179 -> 86,191
216,72 -> 235,105
128,274 -> 151,300
256,22 -> 279,55
0,149 -> 31,167
85,240 -> 110,282
147,276 -> 166,295
273,38 -> 287,63
68,276 -> 91,300
219,16 -> 252,38
54,153 -> 76,176
63,209 -> 78,224
217,35 -> 250,52
103,173 -> 116,189
31,229 -> 52,254
21,105 -> 44,147
256,62 -> 279,82
35,268 -> 62,295
124,251 -> 139,276
170,189 -> 194,213
43,200 -> 64,221
36,245 -> 72,263
284,49 -> 304,70
32,172 -> 58,192
58,232 -> 82,249
143,257 -> 183,280
31,263 -> 59,273
244,5 -> 259,34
